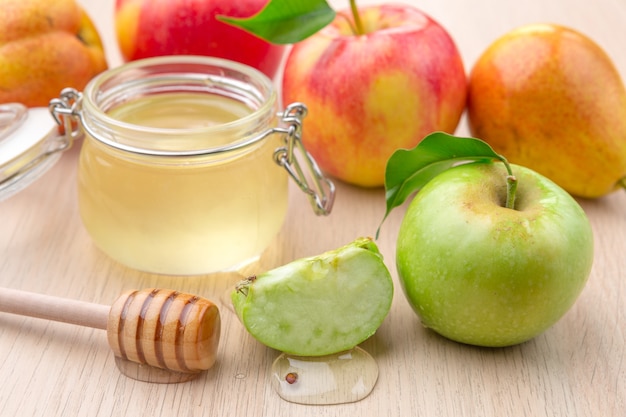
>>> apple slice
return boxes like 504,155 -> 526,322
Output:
231,237 -> 393,356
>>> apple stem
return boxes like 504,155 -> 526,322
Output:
497,156 -> 517,210
506,175 -> 518,209
619,176 -> 626,191
349,0 -> 365,35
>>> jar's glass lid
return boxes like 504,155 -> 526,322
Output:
0,103 -> 61,202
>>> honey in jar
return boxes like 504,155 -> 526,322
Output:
78,91 -> 287,275
69,56 -> 329,275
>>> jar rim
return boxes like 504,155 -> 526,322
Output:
80,55 -> 278,156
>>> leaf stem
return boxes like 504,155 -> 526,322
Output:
349,0 -> 365,35
336,12 -> 358,35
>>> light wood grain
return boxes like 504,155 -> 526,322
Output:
1,0 -> 625,416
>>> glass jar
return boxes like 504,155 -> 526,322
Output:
44,56 -> 335,275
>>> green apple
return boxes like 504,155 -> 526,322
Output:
231,237 -> 393,356
395,161 -> 594,347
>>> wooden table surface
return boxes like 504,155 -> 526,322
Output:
1,0 -> 624,416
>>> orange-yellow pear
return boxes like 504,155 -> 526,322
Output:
468,23 -> 626,198
0,0 -> 108,107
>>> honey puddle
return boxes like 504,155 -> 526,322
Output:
270,347 -> 378,405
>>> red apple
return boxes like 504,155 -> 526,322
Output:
115,0 -> 285,79
282,4 -> 467,187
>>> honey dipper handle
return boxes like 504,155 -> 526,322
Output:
0,287 -> 109,330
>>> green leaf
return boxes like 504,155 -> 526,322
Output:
376,132 -> 507,238
217,0 -> 336,45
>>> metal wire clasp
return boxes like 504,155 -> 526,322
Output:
274,103 -> 335,216
48,88 -> 84,142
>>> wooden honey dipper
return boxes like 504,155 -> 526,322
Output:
0,287 -> 221,383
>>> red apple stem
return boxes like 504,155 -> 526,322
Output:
349,0 -> 365,35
